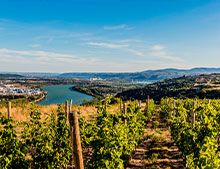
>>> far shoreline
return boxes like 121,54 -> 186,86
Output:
36,84 -> 94,106
34,92 -> 47,103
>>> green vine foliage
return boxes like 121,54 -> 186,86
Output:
53,106 -> 72,168
79,101 -> 146,169
160,99 -> 220,168
0,114 -> 27,169
0,98 -> 151,169
1,98 -> 220,169
22,105 -> 71,169
144,99 -> 155,121
22,107 -> 55,168
0,104 -> 72,169
0,99 -> 148,169
79,117 -> 98,148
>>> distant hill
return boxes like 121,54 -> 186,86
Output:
60,67 -> 220,81
2,67 -> 220,81
16,72 -> 60,78
116,73 -> 220,101
0,73 -> 24,79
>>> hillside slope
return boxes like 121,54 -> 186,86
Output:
116,74 -> 220,101
0,73 -> 24,79
60,68 -> 220,81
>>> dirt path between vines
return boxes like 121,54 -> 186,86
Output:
127,123 -> 185,169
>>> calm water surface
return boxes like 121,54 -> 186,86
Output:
38,85 -> 93,105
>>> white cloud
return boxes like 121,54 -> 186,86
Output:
151,44 -> 165,51
0,46 -> 188,72
117,39 -> 143,43
127,49 -> 145,57
86,40 -> 147,57
87,41 -> 183,63
34,32 -> 93,42
103,24 -> 134,31
29,44 -> 41,48
0,48 -> 150,72
0,48 -> 90,64
87,42 -> 129,49
34,36 -> 54,44
150,44 -> 183,62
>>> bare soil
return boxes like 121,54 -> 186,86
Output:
127,122 -> 185,169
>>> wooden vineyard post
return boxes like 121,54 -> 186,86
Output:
123,102 -> 127,115
173,100 -> 176,117
123,102 -> 127,124
68,100 -> 84,169
191,99 -> 197,127
72,111 -> 84,169
65,100 -> 69,124
7,101 -> 11,118
69,99 -> 72,114
145,95 -> 150,112
119,99 -> 122,113
104,101 -> 107,111
208,99 -> 211,106
148,96 -> 150,110
173,100 -> 176,108
68,99 -> 76,167
138,100 -> 142,108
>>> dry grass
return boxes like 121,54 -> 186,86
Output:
144,128 -> 171,143
0,102 -> 125,122
205,87 -> 220,91
0,104 -> 58,122
127,118 -> 185,169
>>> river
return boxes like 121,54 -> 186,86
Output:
38,85 -> 93,105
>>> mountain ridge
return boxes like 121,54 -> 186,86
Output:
2,67 -> 220,81
59,67 -> 220,81
116,73 -> 220,101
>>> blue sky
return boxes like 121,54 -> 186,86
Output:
0,0 -> 220,72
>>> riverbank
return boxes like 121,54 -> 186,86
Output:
0,93 -> 47,103
37,85 -> 93,105
72,82 -> 143,99
34,92 -> 47,103
71,86 -> 102,98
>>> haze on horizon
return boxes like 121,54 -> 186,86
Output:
0,0 -> 220,72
